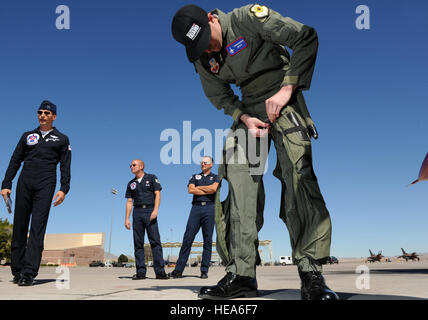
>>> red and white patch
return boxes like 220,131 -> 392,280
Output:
130,182 -> 137,190
26,133 -> 40,146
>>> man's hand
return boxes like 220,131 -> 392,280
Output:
1,189 -> 11,201
125,218 -> 131,230
52,191 -> 66,207
265,85 -> 296,123
240,114 -> 270,138
150,210 -> 158,221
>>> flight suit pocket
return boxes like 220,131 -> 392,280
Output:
277,107 -> 310,147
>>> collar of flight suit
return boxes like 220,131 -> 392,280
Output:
210,9 -> 230,50
35,126 -> 58,137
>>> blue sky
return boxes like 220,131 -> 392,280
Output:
0,0 -> 427,261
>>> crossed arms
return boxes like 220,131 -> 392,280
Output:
188,183 -> 219,195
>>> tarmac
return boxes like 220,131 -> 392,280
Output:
0,259 -> 427,300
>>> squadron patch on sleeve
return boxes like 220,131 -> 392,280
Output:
250,4 -> 269,19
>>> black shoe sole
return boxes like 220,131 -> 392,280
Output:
301,291 -> 340,300
18,281 -> 34,287
198,290 -> 258,300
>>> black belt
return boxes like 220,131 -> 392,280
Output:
134,204 -> 154,209
193,202 -> 214,206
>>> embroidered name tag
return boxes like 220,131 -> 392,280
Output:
226,37 -> 248,56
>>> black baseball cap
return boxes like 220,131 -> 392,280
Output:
171,5 -> 211,62
38,100 -> 57,114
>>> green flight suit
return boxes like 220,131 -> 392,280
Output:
194,4 -> 332,277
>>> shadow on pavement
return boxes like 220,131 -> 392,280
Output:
136,286 -> 201,293
33,279 -> 57,285
118,275 -> 203,280
370,269 -> 428,275
336,292 -> 426,300
133,286 -> 426,300
326,269 -> 428,275
261,289 -> 426,300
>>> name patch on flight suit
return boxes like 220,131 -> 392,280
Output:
27,133 -> 40,146
226,37 -> 248,56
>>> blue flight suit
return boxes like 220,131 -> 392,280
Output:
125,173 -> 166,276
1,127 -> 71,278
175,172 -> 219,274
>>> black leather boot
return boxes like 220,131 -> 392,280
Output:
12,273 -> 22,284
198,272 -> 258,300
299,271 -> 339,300
18,274 -> 35,287
132,273 -> 146,280
155,272 -> 170,279
168,269 -> 183,278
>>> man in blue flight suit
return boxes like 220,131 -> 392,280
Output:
124,159 -> 169,280
169,156 -> 219,279
1,100 -> 71,286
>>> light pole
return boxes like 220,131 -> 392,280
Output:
170,228 -> 173,259
166,238 -> 169,262
109,188 -> 118,259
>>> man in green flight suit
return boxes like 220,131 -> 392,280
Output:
171,4 -> 339,300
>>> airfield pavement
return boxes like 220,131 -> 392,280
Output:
0,257 -> 427,300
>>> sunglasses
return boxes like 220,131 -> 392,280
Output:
37,111 -> 52,116
130,164 -> 138,168
201,161 -> 210,165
